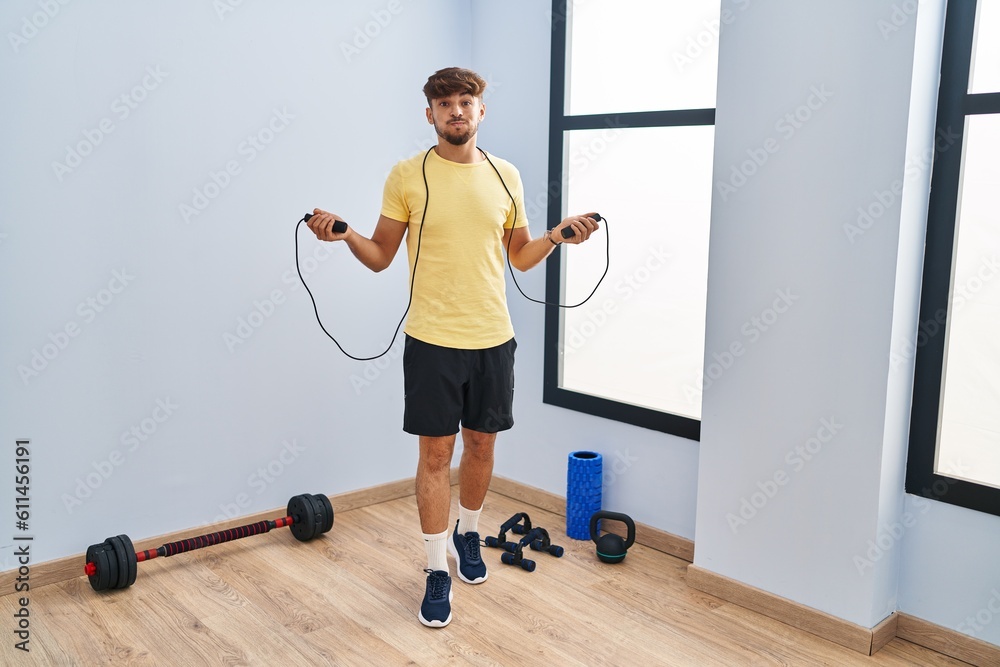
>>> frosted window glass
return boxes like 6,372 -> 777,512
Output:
970,0 -> 1000,94
566,0 -> 720,115
937,114 -> 1000,488
559,126 -> 714,419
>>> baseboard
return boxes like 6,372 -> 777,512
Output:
0,475 -> 430,597
872,611 -> 899,654
897,612 -> 1000,666
686,564 -> 894,655
487,474 -> 695,562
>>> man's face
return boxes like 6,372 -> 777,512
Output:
426,93 -> 485,146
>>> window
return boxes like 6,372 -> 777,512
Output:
543,0 -> 719,439
907,0 -> 1000,516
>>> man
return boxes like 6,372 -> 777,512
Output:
307,67 -> 598,627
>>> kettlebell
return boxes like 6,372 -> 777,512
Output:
589,511 -> 635,563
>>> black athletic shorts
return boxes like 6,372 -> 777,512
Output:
402,335 -> 516,437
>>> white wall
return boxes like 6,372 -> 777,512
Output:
893,0 -> 1000,649
694,0 -> 919,627
876,0 -> 946,629
899,496 -> 1000,646
694,0 -> 1000,648
0,0 -> 470,568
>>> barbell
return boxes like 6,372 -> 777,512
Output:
84,493 -> 333,592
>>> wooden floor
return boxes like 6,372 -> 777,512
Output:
1,489 -> 969,666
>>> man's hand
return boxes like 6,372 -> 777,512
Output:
307,208 -> 350,242
553,213 -> 600,244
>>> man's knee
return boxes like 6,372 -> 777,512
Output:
420,437 -> 456,472
462,430 -> 496,457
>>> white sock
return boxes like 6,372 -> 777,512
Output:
457,504 -> 483,536
423,530 -> 449,572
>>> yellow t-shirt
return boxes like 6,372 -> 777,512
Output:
381,148 -> 528,349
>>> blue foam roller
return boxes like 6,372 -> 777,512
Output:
566,451 -> 602,540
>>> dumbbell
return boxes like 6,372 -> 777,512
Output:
83,493 -> 333,592
560,212 -> 603,239
303,213 -> 348,234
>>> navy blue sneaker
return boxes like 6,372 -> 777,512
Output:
418,569 -> 453,628
448,521 -> 488,584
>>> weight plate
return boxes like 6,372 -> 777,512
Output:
96,547 -> 114,592
287,494 -> 317,542
287,495 -> 303,539
107,536 -> 129,590
102,543 -> 119,592
308,494 -> 324,533
85,544 -> 108,591
315,494 -> 334,534
116,534 -> 138,588
307,494 -> 324,539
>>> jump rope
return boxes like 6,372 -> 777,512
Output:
294,147 -> 609,361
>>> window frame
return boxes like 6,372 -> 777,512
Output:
542,0 -> 714,440
906,0 -> 1000,517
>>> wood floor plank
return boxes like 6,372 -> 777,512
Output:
128,589 -> 254,665
0,587 -> 93,666
128,546 -> 252,617
11,577 -> 157,665
197,606 -> 335,667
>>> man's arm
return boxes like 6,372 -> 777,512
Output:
307,209 -> 407,273
504,213 -> 600,272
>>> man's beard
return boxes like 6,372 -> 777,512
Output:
436,120 -> 477,146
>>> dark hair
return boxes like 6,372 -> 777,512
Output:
422,67 -> 487,105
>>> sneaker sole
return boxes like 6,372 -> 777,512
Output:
447,538 -> 488,584
418,590 -> 454,628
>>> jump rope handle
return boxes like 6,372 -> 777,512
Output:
561,213 -> 602,239
303,212 -> 348,234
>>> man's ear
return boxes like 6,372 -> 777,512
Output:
426,107 -> 433,124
